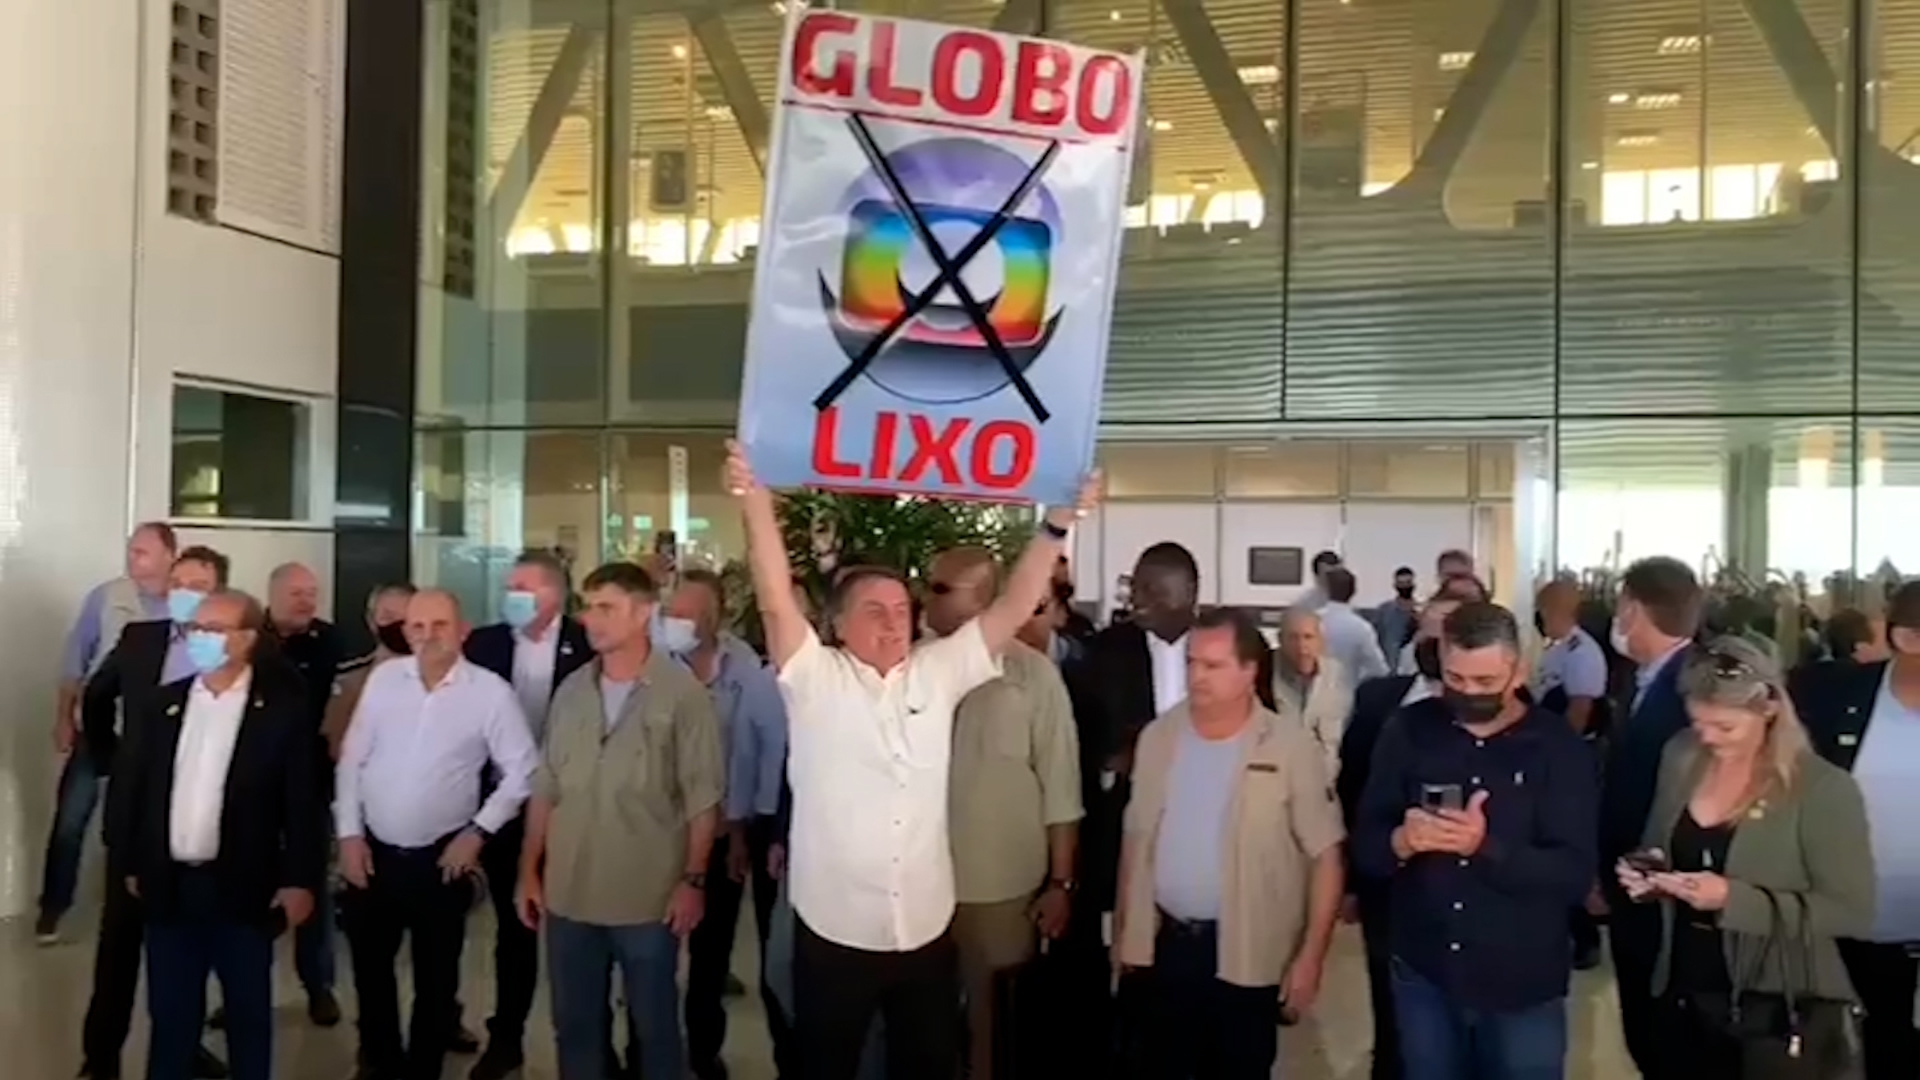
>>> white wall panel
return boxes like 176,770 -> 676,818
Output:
1096,504 -> 1219,622
0,0 -> 143,918
1344,503 -> 1474,606
0,0 -> 345,917
1218,502 -> 1343,606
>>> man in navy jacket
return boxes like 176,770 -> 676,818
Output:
461,552 -> 592,1079
1595,557 -> 1701,1076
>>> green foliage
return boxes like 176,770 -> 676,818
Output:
715,491 -> 1032,647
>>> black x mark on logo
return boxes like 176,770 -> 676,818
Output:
811,113 -> 1061,424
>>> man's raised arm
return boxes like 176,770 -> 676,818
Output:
726,440 -> 812,670
973,476 -> 1101,655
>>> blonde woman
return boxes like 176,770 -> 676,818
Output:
1617,636 -> 1874,1078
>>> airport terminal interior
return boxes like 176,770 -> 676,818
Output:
6,0 -> 1920,1074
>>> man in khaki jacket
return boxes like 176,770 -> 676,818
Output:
1270,607 -> 1355,780
515,562 -> 722,1080
925,547 -> 1083,1080
1115,608 -> 1345,1080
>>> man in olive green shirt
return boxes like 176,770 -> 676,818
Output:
926,547 -> 1084,1080
515,562 -> 723,1080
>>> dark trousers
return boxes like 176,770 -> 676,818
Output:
1050,890 -> 1122,1073
477,814 -> 538,1054
1139,916 -> 1279,1080
1607,897 -> 1663,1076
145,868 -> 275,1080
40,749 -> 106,921
1838,938 -> 1920,1080
81,868 -> 146,1074
1357,887 -> 1403,1080
1390,958 -> 1566,1080
686,819 -> 791,1073
341,834 -> 473,1080
793,916 -> 959,1080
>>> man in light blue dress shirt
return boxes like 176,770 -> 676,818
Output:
38,523 -> 177,944
669,569 -> 794,1080
1317,567 -> 1391,683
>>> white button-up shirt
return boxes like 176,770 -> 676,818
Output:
511,623 -> 562,740
1146,631 -> 1189,717
335,657 -> 538,847
780,620 -> 1000,952
169,669 -> 253,863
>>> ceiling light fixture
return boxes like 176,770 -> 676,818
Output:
1236,63 -> 1281,86
1634,91 -> 1682,110
1151,118 -> 1174,132
1615,130 -> 1660,148
1438,51 -> 1474,71
1657,34 -> 1705,55
671,43 -> 689,60
1608,91 -> 1632,104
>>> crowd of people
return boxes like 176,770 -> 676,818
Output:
31,446 -> 1920,1080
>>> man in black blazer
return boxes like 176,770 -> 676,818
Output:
1793,583 -> 1920,1080
1058,542 -> 1204,1070
460,551 -> 592,1080
1337,596 -> 1457,1080
79,545 -> 234,1080
109,588 -> 325,1080
1595,557 -> 1701,1077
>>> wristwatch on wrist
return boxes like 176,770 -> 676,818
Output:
682,871 -> 707,890
468,822 -> 494,841
1040,518 -> 1071,540
1047,876 -> 1077,893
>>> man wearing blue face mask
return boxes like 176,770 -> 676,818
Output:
76,545 -> 236,1080
460,550 -> 591,1080
667,568 -> 793,1080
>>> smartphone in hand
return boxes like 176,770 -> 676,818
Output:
1623,847 -> 1671,874
1420,783 -> 1465,813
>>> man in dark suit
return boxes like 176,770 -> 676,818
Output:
233,561 -> 346,1026
1793,583 -> 1920,1080
79,545 -> 235,1080
1337,595 -> 1457,1080
109,589 -> 326,1080
1596,557 -> 1701,1076
1059,542 -> 1202,1070
460,550 -> 591,1080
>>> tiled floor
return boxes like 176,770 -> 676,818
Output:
7,902 -> 1637,1079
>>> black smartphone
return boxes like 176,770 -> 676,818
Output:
1623,847 -> 1671,874
1420,783 -> 1464,813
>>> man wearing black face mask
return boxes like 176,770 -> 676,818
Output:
1371,566 -> 1420,658
323,584 -> 415,762
1353,603 -> 1597,1079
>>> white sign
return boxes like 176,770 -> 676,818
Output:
736,8 -> 1142,504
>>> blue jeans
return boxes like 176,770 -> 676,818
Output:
38,750 -> 105,920
145,870 -> 275,1080
1390,957 -> 1567,1080
292,874 -> 335,993
547,915 -> 683,1080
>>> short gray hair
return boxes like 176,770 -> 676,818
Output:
1441,602 -> 1521,654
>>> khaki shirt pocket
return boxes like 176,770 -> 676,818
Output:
1238,760 -> 1296,867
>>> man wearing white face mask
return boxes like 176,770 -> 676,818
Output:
461,550 -> 592,1079
664,568 -> 794,1080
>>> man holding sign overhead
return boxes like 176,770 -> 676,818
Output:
728,438 -> 1099,1080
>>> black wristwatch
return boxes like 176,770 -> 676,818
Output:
682,871 -> 707,890
468,822 -> 494,842
1040,518 -> 1071,540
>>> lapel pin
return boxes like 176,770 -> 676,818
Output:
561,642 -> 574,657
166,704 -> 180,717
1840,733 -> 1860,747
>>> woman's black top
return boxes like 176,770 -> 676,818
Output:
1669,807 -> 1738,994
